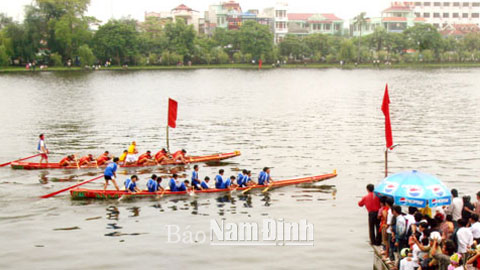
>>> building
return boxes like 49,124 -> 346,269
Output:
262,2 -> 289,43
145,4 -> 200,32
410,1 -> 480,28
440,23 -> 480,37
288,13 -> 344,36
351,3 -> 425,36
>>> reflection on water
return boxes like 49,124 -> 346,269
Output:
1,69 -> 479,269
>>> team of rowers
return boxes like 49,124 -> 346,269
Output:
102,157 -> 274,193
57,141 -> 188,167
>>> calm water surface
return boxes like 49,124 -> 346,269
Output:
0,68 -> 479,269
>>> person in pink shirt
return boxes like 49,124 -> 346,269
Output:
358,183 -> 381,245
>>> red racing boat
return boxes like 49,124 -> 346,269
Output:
70,172 -> 337,200
10,151 -> 241,170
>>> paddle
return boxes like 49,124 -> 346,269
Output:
262,184 -> 273,193
0,153 -> 42,167
241,185 -> 257,194
40,175 -> 103,199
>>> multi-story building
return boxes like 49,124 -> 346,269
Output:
350,3 -> 425,36
145,4 -> 200,31
262,2 -> 289,43
288,13 -> 344,36
410,1 -> 480,28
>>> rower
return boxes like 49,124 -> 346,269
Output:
172,149 -> 188,164
125,141 -> 138,165
201,176 -> 210,190
103,157 -> 120,191
119,150 -> 128,164
258,167 -> 273,186
155,148 -> 169,163
124,175 -> 141,193
237,169 -> 247,187
59,155 -> 75,167
169,173 -> 179,191
137,150 -> 155,165
215,169 -> 225,189
96,151 -> 111,166
177,180 -> 189,192
222,176 -> 237,189
191,165 -> 201,190
146,174 -> 164,192
38,134 -> 49,164
78,154 -> 94,166
245,171 -> 254,186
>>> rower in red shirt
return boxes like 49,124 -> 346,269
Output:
96,151 -> 111,166
78,154 -> 94,166
358,183 -> 381,245
155,148 -> 169,163
137,151 -> 155,165
59,155 -> 75,167
172,149 -> 188,164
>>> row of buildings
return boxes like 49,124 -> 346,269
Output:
144,1 -> 480,43
145,2 -> 345,43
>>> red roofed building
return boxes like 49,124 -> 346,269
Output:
288,13 -> 344,36
145,4 -> 200,32
440,23 -> 480,38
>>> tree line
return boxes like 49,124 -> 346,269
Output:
1,0 -> 480,67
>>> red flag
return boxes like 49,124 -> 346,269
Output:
258,59 -> 262,69
168,98 -> 178,128
381,84 -> 393,149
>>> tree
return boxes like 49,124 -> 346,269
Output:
92,19 -> 139,65
238,21 -> 273,61
49,52 -> 62,66
403,24 -> 442,54
353,12 -> 367,63
279,35 -> 305,59
78,44 -> 94,66
338,39 -> 356,63
0,45 -> 9,66
164,20 -> 196,61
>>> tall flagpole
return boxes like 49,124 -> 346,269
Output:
166,125 -> 170,153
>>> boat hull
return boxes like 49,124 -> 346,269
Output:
70,173 -> 337,200
10,151 -> 240,170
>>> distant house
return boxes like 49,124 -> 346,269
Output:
288,13 -> 344,36
145,4 -> 200,32
440,23 -> 480,38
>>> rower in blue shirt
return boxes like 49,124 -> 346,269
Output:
124,175 -> 140,193
169,173 -> 179,191
201,176 -> 210,189
245,170 -> 254,186
146,174 -> 163,192
215,169 -> 225,189
237,169 -> 247,187
258,167 -> 273,185
177,180 -> 189,192
221,175 -> 236,189
191,165 -> 201,190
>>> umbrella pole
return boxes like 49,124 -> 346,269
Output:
384,149 -> 388,177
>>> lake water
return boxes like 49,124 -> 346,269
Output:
0,68 -> 479,269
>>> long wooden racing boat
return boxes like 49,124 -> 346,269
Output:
70,172 -> 337,200
10,151 -> 241,170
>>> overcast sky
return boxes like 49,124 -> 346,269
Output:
0,0 -> 391,23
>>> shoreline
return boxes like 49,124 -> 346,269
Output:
1,63 -> 480,73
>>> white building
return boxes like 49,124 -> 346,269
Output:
408,1 -> 480,28
145,4 -> 201,32
263,2 -> 289,43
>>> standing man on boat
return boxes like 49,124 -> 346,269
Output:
103,157 -> 120,191
191,165 -> 201,190
38,134 -> 49,164
358,183 -> 381,246
125,141 -> 138,165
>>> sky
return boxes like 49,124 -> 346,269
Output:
0,0 -> 391,24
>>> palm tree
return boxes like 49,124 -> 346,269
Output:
354,12 -> 367,63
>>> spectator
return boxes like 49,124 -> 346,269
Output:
455,218 -> 473,254
358,183 -> 381,245
393,205 -> 408,253
470,214 -> 480,243
462,195 -> 474,221
440,214 -> 455,240
430,239 -> 457,270
447,189 -> 463,226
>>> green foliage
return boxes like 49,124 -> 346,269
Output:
148,53 -> 159,65
238,21 -> 273,60
0,45 -> 9,66
78,44 -> 94,66
233,51 -> 243,63
49,52 -> 62,66
161,51 -> 183,65
338,40 -> 356,62
403,24 -> 442,53
421,49 -> 434,62
92,19 -> 138,65
164,20 -> 196,61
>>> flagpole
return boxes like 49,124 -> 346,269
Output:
166,125 -> 170,153
384,149 -> 388,178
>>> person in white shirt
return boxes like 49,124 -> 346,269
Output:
456,218 -> 473,254
469,214 -> 480,241
447,189 -> 464,224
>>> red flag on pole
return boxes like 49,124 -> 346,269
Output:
168,98 -> 178,128
381,84 -> 393,149
258,59 -> 262,69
